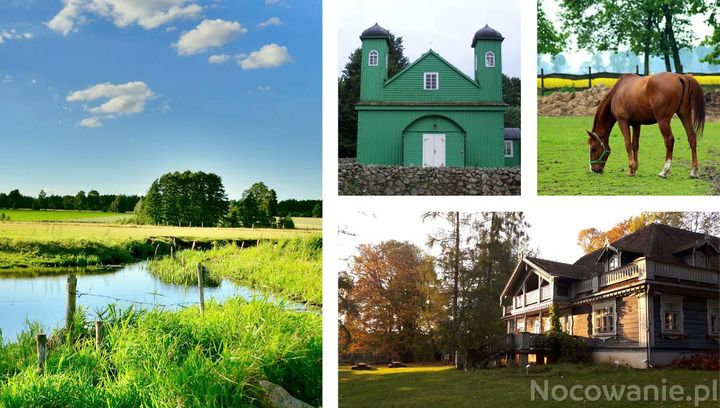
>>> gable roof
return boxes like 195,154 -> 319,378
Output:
504,128 -> 520,140
383,49 -> 479,89
526,256 -> 598,279
574,223 -> 720,268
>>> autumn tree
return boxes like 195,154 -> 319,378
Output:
343,241 -> 443,362
577,212 -> 720,253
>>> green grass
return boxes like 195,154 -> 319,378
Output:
0,299 -> 321,407
0,209 -> 132,223
538,117 -> 720,195
291,217 -> 322,230
339,364 -> 719,407
148,238 -> 322,306
0,222 -> 320,270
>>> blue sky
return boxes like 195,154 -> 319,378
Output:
0,0 -> 321,200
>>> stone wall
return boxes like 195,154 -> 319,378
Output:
338,159 -> 520,195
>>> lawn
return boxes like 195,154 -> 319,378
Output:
339,364 -> 719,407
0,209 -> 131,223
292,216 -> 322,230
538,116 -> 720,195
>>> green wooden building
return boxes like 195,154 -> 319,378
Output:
355,23 -> 511,167
504,127 -> 521,167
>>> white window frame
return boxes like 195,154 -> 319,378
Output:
695,250 -> 708,268
516,317 -> 525,333
708,299 -> 720,336
368,50 -> 379,66
485,51 -> 495,67
660,295 -> 684,335
423,72 -> 439,90
504,140 -> 514,158
592,300 -> 617,337
609,254 -> 620,270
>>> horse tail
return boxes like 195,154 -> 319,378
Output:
683,74 -> 705,137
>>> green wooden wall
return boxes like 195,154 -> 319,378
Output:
403,116 -> 465,167
357,107 -> 505,167
504,139 -> 520,167
474,39 -> 503,101
360,38 -> 389,101
383,52 -> 480,102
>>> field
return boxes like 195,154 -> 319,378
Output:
148,238 -> 323,305
0,209 -> 132,223
537,75 -> 720,89
292,216 -> 322,230
0,299 -> 321,407
339,364 -> 719,407
537,116 -> 720,195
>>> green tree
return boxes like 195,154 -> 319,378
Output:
74,191 -> 86,210
311,202 -> 322,218
538,0 -> 568,56
37,189 -> 47,210
338,32 -> 410,158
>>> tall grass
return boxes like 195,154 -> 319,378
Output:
148,238 -> 322,306
0,300 -> 321,407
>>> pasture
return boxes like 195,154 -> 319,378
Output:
537,116 -> 720,195
537,74 -> 720,89
339,364 -> 719,407
0,209 -> 131,223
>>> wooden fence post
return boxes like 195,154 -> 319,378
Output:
588,66 -> 592,88
66,274 -> 77,332
636,65 -> 640,75
540,68 -> 545,96
95,320 -> 103,351
197,263 -> 205,312
36,334 -> 47,374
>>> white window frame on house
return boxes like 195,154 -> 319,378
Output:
485,51 -> 495,67
708,299 -> 720,336
592,300 -> 617,337
660,295 -> 684,335
609,254 -> 620,270
504,140 -> 514,158
368,50 -> 379,66
424,72 -> 439,90
695,250 -> 708,268
516,317 -> 525,333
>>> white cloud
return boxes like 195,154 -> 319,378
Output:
67,81 -> 155,128
174,19 -> 246,55
257,16 -> 283,28
0,28 -> 34,44
257,85 -> 271,91
79,117 -> 103,128
31,79 -> 37,84
2,75 -> 13,83
208,53 -> 229,63
46,0 -> 202,36
265,0 -> 281,4
238,43 -> 293,69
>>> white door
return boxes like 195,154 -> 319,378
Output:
422,134 -> 446,167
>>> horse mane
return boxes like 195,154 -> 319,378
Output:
592,78 -> 622,134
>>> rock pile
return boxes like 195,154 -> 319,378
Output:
338,159 -> 521,196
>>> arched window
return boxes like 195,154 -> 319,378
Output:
485,51 -> 495,67
368,50 -> 379,66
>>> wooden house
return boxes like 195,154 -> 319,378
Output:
355,24 -> 511,167
500,223 -> 720,368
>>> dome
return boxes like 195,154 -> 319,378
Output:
471,24 -> 504,47
360,23 -> 390,39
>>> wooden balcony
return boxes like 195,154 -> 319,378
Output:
508,332 -> 548,352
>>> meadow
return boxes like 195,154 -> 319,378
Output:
0,299 -> 321,407
537,116 -> 720,195
339,364 -> 719,407
537,75 -> 720,89
0,209 -> 131,223
148,238 -> 323,306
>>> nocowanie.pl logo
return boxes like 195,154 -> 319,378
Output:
531,379 -> 719,407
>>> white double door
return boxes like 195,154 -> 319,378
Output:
422,133 -> 446,168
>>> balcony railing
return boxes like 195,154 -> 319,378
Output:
654,262 -> 719,285
599,262 -> 639,286
540,286 -> 552,301
509,332 -> 548,351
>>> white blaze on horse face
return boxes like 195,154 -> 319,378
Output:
658,159 -> 672,178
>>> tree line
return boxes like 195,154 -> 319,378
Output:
338,31 -> 521,158
538,0 -> 720,74
0,189 -> 140,213
339,212 -> 529,367
1,171 -> 322,229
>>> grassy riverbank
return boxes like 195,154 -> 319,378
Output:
0,299 -> 321,407
0,222 -> 320,270
148,238 -> 323,306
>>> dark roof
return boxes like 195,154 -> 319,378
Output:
574,223 -> 720,268
360,23 -> 390,40
526,256 -> 598,279
471,24 -> 504,46
504,128 -> 521,140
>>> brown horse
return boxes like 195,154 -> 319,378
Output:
587,72 -> 705,178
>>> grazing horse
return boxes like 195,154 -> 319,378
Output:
587,72 -> 705,178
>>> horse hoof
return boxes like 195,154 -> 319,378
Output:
658,172 -> 667,178
689,169 -> 699,178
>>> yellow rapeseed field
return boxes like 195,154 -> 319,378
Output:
537,75 -> 720,89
